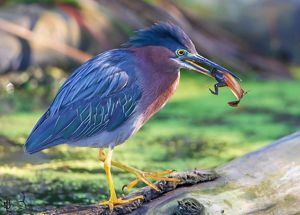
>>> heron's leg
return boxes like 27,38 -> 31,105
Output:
121,167 -> 179,191
99,149 -> 179,192
99,148 -> 144,212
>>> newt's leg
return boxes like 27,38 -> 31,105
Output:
209,82 -> 226,95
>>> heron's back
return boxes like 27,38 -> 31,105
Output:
24,49 -> 142,154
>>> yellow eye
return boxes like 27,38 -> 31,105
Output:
176,49 -> 186,56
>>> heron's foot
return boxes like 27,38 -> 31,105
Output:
123,169 -> 180,192
98,149 -> 180,192
99,195 -> 144,212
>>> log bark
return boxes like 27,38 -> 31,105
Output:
132,132 -> 300,215
42,170 -> 217,215
43,132 -> 300,215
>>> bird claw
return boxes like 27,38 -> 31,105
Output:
124,169 -> 180,192
99,195 -> 144,212
122,184 -> 127,192
122,178 -> 140,192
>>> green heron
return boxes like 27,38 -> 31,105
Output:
24,22 -> 243,211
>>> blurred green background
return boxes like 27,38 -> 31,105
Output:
0,0 -> 300,214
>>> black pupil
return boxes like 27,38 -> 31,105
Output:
179,50 -> 184,55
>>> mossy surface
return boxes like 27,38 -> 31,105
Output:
1,73 -> 300,213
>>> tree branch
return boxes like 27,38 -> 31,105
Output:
0,18 -> 92,63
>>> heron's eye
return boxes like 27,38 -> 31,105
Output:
176,49 -> 186,56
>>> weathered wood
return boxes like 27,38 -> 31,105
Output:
132,132 -> 300,215
42,170 -> 218,215
43,132 -> 300,215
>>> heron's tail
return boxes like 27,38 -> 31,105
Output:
24,112 -> 63,154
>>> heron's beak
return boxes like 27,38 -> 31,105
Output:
182,54 -> 241,80
181,54 -> 245,107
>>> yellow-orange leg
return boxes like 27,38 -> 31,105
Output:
99,148 -> 144,212
99,149 -> 180,192
124,169 -> 179,191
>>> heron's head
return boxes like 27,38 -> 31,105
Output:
126,22 -> 245,105
126,22 -> 241,80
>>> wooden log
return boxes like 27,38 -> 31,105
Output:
43,132 -> 300,215
42,170 -> 218,215
133,132 -> 300,215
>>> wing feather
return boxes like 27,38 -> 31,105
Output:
25,49 -> 142,153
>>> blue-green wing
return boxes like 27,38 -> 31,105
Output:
25,50 -> 142,153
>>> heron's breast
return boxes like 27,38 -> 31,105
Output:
139,72 -> 180,124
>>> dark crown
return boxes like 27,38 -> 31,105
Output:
125,22 -> 195,52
